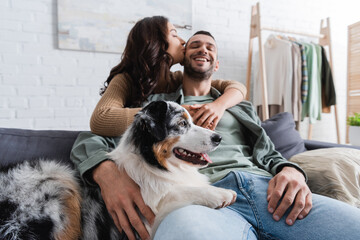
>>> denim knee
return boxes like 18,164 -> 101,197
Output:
154,205 -> 257,240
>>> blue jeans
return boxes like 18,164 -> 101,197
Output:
154,171 -> 360,240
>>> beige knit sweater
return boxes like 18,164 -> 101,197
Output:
90,71 -> 247,136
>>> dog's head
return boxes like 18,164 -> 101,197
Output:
130,100 -> 222,171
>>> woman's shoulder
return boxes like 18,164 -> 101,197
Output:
111,72 -> 132,82
109,73 -> 133,88
103,73 -> 135,102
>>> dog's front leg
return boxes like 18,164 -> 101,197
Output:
189,185 -> 237,209
160,185 -> 236,212
151,186 -> 236,236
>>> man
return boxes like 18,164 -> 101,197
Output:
71,31 -> 360,240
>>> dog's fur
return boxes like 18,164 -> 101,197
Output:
0,160 -> 82,240
0,101 -> 236,239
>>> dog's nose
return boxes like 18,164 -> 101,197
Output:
211,134 -> 222,145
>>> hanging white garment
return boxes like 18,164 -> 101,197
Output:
253,35 -> 293,115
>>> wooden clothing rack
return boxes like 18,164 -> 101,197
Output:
245,2 -> 340,143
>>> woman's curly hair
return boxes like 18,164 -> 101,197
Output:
100,16 -> 173,107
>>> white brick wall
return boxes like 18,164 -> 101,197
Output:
1,0 -> 359,143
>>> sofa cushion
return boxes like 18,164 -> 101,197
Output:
0,128 -> 80,168
290,148 -> 360,207
261,112 -> 306,159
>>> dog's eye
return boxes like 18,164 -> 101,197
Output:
178,120 -> 188,127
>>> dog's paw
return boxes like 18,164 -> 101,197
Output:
206,188 -> 237,209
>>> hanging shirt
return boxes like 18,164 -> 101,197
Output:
320,46 -> 336,113
292,42 -> 309,103
253,35 -> 293,117
314,44 -> 322,120
301,43 -> 321,124
290,43 -> 302,122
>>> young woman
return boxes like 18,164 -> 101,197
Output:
75,16 -> 247,240
90,16 -> 247,136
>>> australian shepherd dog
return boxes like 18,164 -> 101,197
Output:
0,101 -> 236,240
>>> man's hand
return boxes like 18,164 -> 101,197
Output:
267,167 -> 312,226
182,102 -> 225,130
93,160 -> 155,240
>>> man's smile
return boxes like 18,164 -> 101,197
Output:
190,54 -> 211,66
194,57 -> 209,62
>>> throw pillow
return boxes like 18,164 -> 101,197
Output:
261,112 -> 306,159
289,148 -> 360,208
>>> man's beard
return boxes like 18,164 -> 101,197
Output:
183,56 -> 215,81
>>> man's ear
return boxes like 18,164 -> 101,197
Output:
213,59 -> 220,72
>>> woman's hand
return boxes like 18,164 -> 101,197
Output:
93,160 -> 155,240
181,88 -> 244,130
182,102 -> 226,130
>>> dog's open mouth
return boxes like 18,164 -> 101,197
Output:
173,148 -> 212,165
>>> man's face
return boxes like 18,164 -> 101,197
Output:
183,34 -> 219,80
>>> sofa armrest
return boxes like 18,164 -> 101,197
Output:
304,139 -> 360,151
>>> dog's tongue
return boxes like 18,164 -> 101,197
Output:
201,153 -> 212,163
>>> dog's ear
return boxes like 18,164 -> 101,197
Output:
139,101 -> 169,141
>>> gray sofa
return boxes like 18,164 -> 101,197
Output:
1,112 -> 359,238
1,125 -> 359,169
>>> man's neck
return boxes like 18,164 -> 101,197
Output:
182,74 -> 212,96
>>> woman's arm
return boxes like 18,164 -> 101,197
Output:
210,79 -> 247,100
167,72 -> 247,99
169,73 -> 247,129
191,80 -> 246,129
90,74 -> 141,137
91,73 -> 247,135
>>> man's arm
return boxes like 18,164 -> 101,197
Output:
70,131 -> 119,185
250,117 -> 312,226
93,161 -> 154,240
70,132 -> 155,240
267,167 -> 312,226
249,127 -> 312,226
231,101 -> 311,226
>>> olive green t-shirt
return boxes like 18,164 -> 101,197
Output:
183,95 -> 272,183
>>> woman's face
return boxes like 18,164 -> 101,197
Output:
166,22 -> 186,65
